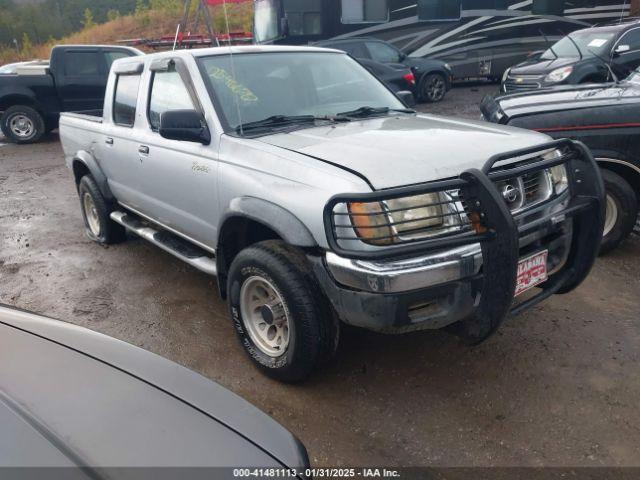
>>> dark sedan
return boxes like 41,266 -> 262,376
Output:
0,305 -> 309,474
315,37 -> 452,102
482,74 -> 640,253
502,23 -> 640,94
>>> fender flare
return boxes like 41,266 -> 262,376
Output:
0,89 -> 43,111
71,151 -> 115,201
218,197 -> 317,248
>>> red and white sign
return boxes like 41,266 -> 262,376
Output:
515,250 -> 548,297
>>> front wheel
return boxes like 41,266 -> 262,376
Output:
600,169 -> 638,254
1,105 -> 45,144
420,73 -> 447,103
227,241 -> 339,383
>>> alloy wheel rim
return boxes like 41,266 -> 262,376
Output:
82,193 -> 101,237
9,114 -> 35,139
603,193 -> 618,237
426,77 -> 445,101
239,276 -> 290,357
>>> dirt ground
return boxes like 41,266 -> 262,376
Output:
1,84 -> 639,468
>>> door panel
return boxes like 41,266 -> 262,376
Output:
135,65 -> 219,247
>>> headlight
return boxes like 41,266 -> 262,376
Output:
545,66 -> 573,83
444,63 -> 452,71
502,68 -> 511,83
550,164 -> 569,194
348,192 -> 464,246
543,149 -> 569,194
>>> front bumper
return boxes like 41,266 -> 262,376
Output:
316,140 -> 605,334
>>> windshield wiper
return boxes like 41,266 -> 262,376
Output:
236,115 -> 348,134
336,106 -> 415,119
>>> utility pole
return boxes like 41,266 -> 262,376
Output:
632,0 -> 640,16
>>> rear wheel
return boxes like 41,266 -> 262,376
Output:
1,105 -> 45,144
227,240 -> 339,383
600,169 -> 637,254
420,73 -> 447,103
78,175 -> 127,245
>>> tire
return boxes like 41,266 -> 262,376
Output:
419,73 -> 447,103
78,175 -> 127,245
0,105 -> 45,144
600,169 -> 638,255
227,240 -> 339,383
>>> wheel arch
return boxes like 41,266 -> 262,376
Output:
596,157 -> 640,199
216,198 -> 317,299
0,93 -> 42,113
71,151 -> 116,201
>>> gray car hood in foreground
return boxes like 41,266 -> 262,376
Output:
258,114 -> 550,190
0,306 -> 308,471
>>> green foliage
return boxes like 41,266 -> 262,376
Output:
21,32 -> 34,57
0,0 -> 138,47
82,8 -> 95,29
107,10 -> 121,22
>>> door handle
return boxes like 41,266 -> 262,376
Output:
105,137 -> 114,145
138,145 -> 150,155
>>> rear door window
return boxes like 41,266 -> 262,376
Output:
105,51 -> 134,71
148,70 -> 196,131
366,42 -> 403,63
113,74 -> 141,127
330,42 -> 370,58
64,51 -> 102,76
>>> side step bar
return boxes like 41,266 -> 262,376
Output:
110,211 -> 217,276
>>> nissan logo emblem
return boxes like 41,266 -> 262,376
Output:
502,184 -> 520,203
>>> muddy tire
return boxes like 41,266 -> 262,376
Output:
227,240 -> 339,383
600,169 -> 638,255
1,105 -> 45,144
78,175 -> 127,245
419,73 -> 447,103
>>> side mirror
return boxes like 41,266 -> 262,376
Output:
399,52 -> 407,62
159,110 -> 211,145
396,90 -> 416,108
615,44 -> 630,55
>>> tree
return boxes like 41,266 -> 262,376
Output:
21,32 -> 34,57
82,8 -> 95,29
107,9 -> 121,22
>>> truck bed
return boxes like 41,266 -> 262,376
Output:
59,111 -> 106,168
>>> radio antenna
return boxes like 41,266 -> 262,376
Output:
620,0 -> 628,24
222,0 -> 244,135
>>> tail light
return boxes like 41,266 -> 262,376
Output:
404,72 -> 416,86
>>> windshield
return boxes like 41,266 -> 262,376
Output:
198,52 -> 406,133
540,31 -> 616,60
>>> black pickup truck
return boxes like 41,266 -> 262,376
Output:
481,77 -> 640,253
0,45 -> 141,144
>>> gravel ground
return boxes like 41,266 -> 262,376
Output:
1,84 -> 639,468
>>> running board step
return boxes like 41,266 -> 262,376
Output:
110,211 -> 217,276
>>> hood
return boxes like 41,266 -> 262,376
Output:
510,57 -> 579,76
258,114 -> 550,190
492,82 -> 640,121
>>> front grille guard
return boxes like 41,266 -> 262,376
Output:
323,139 -> 604,325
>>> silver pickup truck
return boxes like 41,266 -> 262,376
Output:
60,46 -> 604,382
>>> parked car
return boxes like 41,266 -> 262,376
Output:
315,38 -> 452,102
502,22 -> 640,94
0,45 -> 141,144
0,304 -> 309,470
482,73 -> 640,253
60,46 -> 604,382
356,57 -> 416,97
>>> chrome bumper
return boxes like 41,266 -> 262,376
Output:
325,244 -> 483,294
